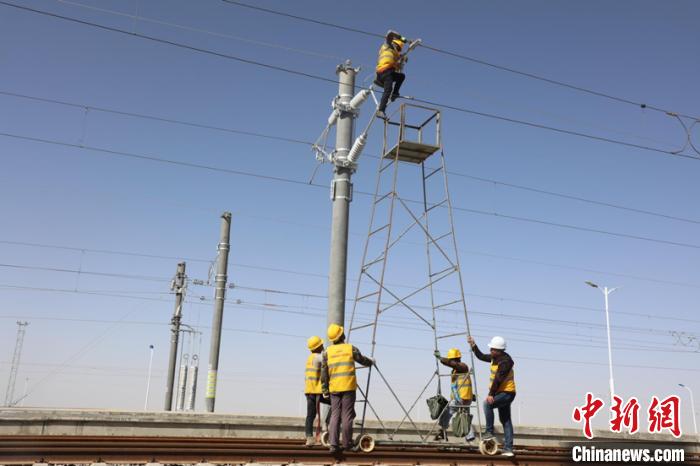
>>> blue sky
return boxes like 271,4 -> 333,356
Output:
1,0 -> 699,434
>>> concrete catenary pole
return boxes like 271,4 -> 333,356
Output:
205,212 -> 232,412
327,61 -> 357,328
164,261 -> 186,411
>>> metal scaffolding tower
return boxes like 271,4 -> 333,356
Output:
347,103 -> 483,443
4,321 -> 29,407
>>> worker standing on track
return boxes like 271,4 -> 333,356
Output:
468,335 -> 516,457
321,324 -> 374,454
374,29 -> 408,120
304,335 -> 330,447
434,348 -> 476,442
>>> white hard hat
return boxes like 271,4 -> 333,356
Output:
488,336 -> 506,350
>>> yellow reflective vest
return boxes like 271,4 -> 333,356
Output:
304,353 -> 322,394
490,361 -> 516,393
450,369 -> 473,402
376,44 -> 400,73
327,343 -> 357,393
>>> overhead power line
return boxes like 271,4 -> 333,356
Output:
1,1 -> 697,161
219,0 -> 700,121
3,129 -> 700,250
4,259 -> 700,326
4,89 -> 699,225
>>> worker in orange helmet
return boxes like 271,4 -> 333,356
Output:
374,30 -> 408,120
321,323 -> 374,454
303,335 -> 330,447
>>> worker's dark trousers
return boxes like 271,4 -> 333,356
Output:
376,70 -> 405,113
329,390 -> 356,449
484,392 -> 516,451
305,394 -> 331,437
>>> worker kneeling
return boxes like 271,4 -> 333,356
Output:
434,348 -> 475,442
321,324 -> 374,454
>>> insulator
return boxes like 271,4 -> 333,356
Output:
348,90 -> 371,112
347,133 -> 367,164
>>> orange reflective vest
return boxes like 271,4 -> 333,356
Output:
327,343 -> 356,393
376,44 -> 399,73
450,369 -> 473,402
304,353 -> 322,394
490,361 -> 516,393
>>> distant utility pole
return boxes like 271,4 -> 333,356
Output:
4,321 -> 29,407
205,212 -> 232,412
327,61 -> 358,328
164,261 -> 186,411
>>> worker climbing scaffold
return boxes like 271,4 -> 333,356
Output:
374,30 -> 421,120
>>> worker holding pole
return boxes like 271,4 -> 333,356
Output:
304,336 -> 330,447
468,335 -> 516,457
434,348 -> 476,442
321,324 -> 374,454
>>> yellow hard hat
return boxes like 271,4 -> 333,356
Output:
307,335 -> 323,351
447,348 -> 461,359
391,38 -> 405,51
327,323 -> 344,342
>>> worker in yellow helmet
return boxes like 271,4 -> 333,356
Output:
321,323 -> 374,454
468,335 -> 516,457
433,348 -> 475,442
374,30 -> 408,120
303,335 -> 330,447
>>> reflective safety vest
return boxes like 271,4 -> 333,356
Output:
450,369 -> 472,402
490,361 -> 516,393
327,343 -> 357,393
376,44 -> 400,73
304,353 -> 322,394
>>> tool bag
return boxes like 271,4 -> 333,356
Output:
451,408 -> 473,437
426,394 -> 448,420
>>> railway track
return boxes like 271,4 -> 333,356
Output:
0,435 -> 580,465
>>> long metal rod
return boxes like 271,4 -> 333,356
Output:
205,212 -> 231,413
422,162 -> 442,397
439,148 -> 484,438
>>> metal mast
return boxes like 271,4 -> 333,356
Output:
4,321 -> 29,406
205,211 -> 232,412
164,261 -> 186,411
327,61 -> 358,328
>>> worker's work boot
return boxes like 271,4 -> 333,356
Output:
433,429 -> 448,441
376,110 -> 387,120
305,436 -> 315,447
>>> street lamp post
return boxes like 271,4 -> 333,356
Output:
144,344 -> 154,411
585,281 -> 619,405
679,383 -> 698,435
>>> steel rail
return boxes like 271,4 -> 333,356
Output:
0,435 -> 601,465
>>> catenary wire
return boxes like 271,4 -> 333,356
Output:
3,129 -> 700,250
218,0 -> 700,121
3,89 -> 699,225
0,1 -> 697,161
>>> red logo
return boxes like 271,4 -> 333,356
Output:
572,392 -> 605,439
648,395 -> 681,438
610,395 -> 640,434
